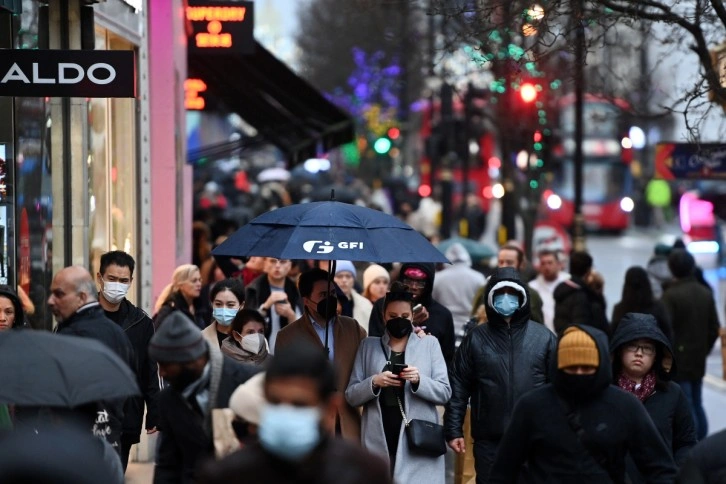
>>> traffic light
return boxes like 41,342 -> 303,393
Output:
519,82 -> 538,103
373,137 -> 392,155
387,127 -> 400,140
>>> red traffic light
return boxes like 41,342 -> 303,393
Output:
387,127 -> 401,140
533,130 -> 543,142
520,83 -> 537,103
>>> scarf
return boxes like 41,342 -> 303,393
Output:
617,371 -> 657,402
220,336 -> 269,366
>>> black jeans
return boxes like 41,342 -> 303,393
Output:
473,439 -> 499,484
120,433 -> 139,473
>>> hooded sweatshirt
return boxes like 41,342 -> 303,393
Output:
490,324 -> 677,484
610,313 -> 697,475
368,263 -> 455,365
432,243 -> 486,346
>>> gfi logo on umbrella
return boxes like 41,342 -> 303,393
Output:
303,240 -> 364,254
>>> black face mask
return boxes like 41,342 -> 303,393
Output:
386,317 -> 413,339
556,371 -> 600,401
315,296 -> 338,321
166,366 -> 201,392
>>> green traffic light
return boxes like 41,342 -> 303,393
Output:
373,138 -> 392,154
530,180 -> 539,189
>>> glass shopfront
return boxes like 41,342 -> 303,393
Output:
88,27 -> 139,304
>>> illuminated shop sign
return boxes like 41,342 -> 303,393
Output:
0,49 -> 135,97
185,78 -> 207,110
186,1 -> 254,54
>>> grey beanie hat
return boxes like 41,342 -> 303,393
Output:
148,311 -> 208,363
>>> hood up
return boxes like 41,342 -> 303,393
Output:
483,267 -> 531,327
398,262 -> 435,307
553,324 -> 612,400
444,242 -> 472,267
610,312 -> 676,380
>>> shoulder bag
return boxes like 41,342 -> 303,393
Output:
379,338 -> 446,457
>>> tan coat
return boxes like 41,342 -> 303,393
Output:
202,323 -> 222,348
275,312 -> 366,441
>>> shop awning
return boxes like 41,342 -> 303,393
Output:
188,41 -> 355,164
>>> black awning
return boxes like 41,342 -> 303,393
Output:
188,41 -> 355,165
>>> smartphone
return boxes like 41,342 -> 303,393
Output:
413,304 -> 423,314
391,363 -> 408,375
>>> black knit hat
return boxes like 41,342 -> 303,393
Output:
148,311 -> 208,363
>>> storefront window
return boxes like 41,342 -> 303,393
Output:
88,27 -> 138,303
13,0 -> 53,330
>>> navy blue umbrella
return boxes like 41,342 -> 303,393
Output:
212,200 -> 449,264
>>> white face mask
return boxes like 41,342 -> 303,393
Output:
102,280 -> 130,304
241,333 -> 265,355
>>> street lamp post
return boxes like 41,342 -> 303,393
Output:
572,0 -> 587,251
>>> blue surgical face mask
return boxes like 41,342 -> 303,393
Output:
213,307 -> 238,326
259,404 -> 321,461
493,293 -> 520,317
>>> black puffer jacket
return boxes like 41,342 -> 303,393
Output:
553,277 -> 609,335
444,267 -> 557,442
490,325 -> 677,484
610,313 -> 697,478
368,263 -> 455,365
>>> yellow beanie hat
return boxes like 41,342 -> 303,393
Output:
557,327 -> 599,370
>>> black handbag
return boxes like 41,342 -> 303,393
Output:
379,338 -> 446,457
396,396 -> 447,457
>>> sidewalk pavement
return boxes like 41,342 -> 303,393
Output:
125,462 -> 153,484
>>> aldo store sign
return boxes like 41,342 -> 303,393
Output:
0,49 -> 136,98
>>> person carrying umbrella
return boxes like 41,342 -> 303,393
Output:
149,311 -> 257,484
48,265 -> 135,456
274,268 -> 367,442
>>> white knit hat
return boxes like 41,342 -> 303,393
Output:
363,264 -> 390,292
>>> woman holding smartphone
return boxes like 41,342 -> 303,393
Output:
346,282 -> 451,483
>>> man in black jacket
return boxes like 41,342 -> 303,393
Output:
489,325 -> 677,483
149,311 -> 256,484
97,250 -> 160,471
368,262 -> 455,365
553,250 -> 609,335
50,265 -> 135,455
445,267 -> 557,483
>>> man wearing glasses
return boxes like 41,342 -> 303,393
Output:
245,257 -> 302,352
368,263 -> 455,365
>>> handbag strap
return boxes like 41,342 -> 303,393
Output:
555,394 -> 624,484
379,338 -> 410,427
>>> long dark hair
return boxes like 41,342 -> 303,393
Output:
618,266 -> 654,312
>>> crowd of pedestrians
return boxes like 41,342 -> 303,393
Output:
0,225 -> 723,484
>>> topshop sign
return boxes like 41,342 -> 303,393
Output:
0,49 -> 135,98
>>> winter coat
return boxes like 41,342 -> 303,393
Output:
198,438 -> 392,484
611,300 -> 672,343
661,276 -> 720,381
553,276 -> 609,335
154,291 -> 205,330
676,428 -> 726,483
610,313 -> 697,480
489,324 -> 677,484
57,303 -> 135,452
431,256 -> 487,345
201,322 -> 226,348
444,267 -> 557,443
153,343 -> 257,484
368,263 -> 456,365
275,312 -> 366,441
105,299 -> 161,441
349,290 -> 373,333
244,274 -> 301,340
346,332 -> 451,484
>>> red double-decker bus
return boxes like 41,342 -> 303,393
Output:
540,94 -> 635,232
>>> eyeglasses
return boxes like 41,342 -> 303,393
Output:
402,278 -> 426,289
624,343 -> 656,356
